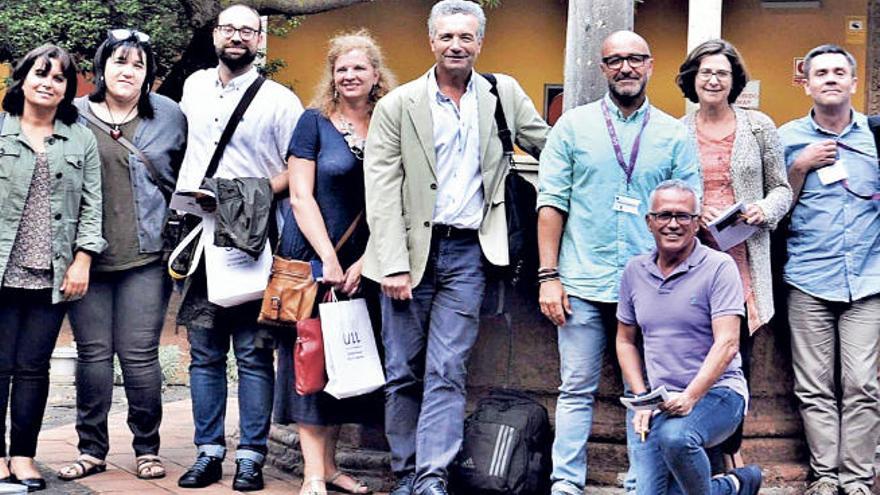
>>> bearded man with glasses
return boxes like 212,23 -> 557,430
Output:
537,31 -> 701,495
616,179 -> 762,495
173,3 -> 304,492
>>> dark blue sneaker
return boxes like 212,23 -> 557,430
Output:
390,472 -> 416,495
730,464 -> 763,495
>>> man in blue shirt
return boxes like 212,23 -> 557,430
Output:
778,44 -> 880,495
536,30 -> 701,495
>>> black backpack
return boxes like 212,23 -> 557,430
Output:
450,389 -> 552,495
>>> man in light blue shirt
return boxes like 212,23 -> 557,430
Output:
777,44 -> 880,495
536,31 -> 700,495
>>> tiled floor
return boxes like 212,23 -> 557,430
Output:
38,398 -> 303,494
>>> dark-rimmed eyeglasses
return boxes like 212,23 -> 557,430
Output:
601,54 -> 651,70
648,211 -> 698,225
696,68 -> 733,81
215,24 -> 259,41
108,29 -> 150,44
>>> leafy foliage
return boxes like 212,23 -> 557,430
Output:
0,0 -> 191,76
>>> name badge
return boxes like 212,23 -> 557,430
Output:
817,160 -> 848,185
613,195 -> 641,215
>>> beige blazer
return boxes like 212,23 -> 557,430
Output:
363,70 -> 549,287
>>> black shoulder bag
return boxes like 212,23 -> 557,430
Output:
481,73 -> 539,296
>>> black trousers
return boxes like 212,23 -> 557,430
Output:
0,288 -> 66,457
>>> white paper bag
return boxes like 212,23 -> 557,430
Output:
202,217 -> 273,308
320,296 -> 385,399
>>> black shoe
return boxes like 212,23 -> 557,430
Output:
177,454 -> 223,488
9,474 -> 46,492
416,479 -> 448,495
232,458 -> 263,492
729,464 -> 763,495
390,472 -> 416,495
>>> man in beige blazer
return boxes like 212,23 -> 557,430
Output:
363,2 -> 548,494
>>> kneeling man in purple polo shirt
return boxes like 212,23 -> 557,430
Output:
615,179 -> 762,495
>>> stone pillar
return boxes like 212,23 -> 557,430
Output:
684,0 -> 723,114
867,0 -> 880,114
563,0 -> 634,110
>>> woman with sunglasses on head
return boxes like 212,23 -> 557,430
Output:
273,30 -> 395,495
57,29 -> 186,482
0,44 -> 105,492
676,39 -> 791,464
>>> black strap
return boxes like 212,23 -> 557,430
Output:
481,73 -> 515,163
79,109 -> 174,198
204,75 -> 266,179
868,115 -> 880,158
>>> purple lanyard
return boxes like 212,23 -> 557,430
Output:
601,99 -> 651,185
830,141 -> 880,200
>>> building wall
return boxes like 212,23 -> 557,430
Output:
271,0 -> 868,125
269,0 -> 566,119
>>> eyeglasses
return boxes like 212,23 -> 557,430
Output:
601,54 -> 651,70
215,24 -> 259,41
696,68 -> 733,81
108,29 -> 150,44
648,211 -> 699,225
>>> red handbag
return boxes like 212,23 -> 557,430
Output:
294,316 -> 327,395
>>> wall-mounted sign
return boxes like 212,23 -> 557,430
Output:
735,80 -> 761,109
793,57 -> 806,86
846,15 -> 866,45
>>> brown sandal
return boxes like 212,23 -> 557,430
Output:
136,455 -> 166,480
57,454 -> 107,481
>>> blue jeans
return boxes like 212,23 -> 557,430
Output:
552,297 -> 624,492
633,387 -> 744,495
187,308 -> 275,462
381,232 -> 485,492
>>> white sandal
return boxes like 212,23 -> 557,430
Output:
301,475 -> 327,495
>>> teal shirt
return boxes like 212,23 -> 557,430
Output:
0,114 -> 106,303
537,94 -> 701,302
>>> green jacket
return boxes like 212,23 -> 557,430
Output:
0,114 -> 106,303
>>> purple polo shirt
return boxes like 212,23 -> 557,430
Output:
617,239 -> 749,410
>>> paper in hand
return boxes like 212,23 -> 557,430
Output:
706,201 -> 759,252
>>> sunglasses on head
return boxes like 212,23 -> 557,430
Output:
108,29 -> 151,44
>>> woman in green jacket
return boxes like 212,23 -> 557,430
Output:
0,44 -> 105,492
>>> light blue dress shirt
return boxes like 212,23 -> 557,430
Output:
427,69 -> 483,230
537,94 -> 701,302
778,110 -> 880,302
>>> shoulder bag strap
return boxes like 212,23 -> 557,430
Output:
868,115 -> 880,158
80,109 -> 174,197
481,73 -> 515,166
204,75 -> 266,180
333,210 -> 363,252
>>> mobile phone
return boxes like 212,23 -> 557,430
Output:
310,260 -> 323,282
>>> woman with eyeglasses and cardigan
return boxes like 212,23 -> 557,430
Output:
0,44 -> 105,492
57,29 -> 186,482
272,30 -> 395,495
676,39 -> 791,466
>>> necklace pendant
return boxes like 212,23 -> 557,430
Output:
110,128 -> 122,140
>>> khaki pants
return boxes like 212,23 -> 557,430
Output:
788,287 -> 880,489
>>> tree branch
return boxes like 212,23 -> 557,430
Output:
187,0 -> 377,28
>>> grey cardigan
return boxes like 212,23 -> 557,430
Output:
683,107 -> 792,332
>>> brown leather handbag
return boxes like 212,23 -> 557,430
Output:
258,211 -> 363,327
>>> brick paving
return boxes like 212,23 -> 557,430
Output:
36,398 -> 305,495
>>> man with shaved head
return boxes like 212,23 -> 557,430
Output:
174,3 -> 303,491
537,30 -> 701,494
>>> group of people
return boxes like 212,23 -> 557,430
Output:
0,1 -> 876,495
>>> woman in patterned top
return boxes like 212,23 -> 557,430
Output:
677,38 -> 792,466
0,44 -> 105,492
